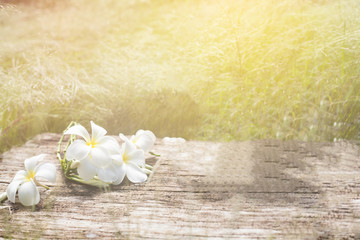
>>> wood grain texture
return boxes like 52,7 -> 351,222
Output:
1,133 -> 360,239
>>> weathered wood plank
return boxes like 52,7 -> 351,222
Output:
1,133 -> 360,239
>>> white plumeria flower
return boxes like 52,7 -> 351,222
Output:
120,130 -> 156,153
6,154 -> 56,206
64,121 -> 120,182
112,134 -> 148,184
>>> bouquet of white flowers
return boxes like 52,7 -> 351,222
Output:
58,121 -> 156,188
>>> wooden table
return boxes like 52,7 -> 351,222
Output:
1,133 -> 360,239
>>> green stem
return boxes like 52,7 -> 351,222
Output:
66,175 -> 110,188
142,168 -> 152,175
57,121 -> 77,175
0,192 -> 7,203
57,121 -> 76,164
149,151 -> 160,157
34,179 -> 50,190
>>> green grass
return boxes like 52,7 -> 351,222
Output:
0,0 -> 359,152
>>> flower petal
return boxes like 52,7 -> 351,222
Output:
77,157 -> 97,181
136,129 -> 156,141
135,129 -> 145,135
91,121 -> 107,140
97,165 -> 118,183
113,163 -> 126,185
145,130 -> 156,141
128,149 -> 145,166
35,163 -> 56,183
64,124 -> 90,142
6,171 -> 27,203
66,140 -> 91,161
123,138 -> 137,154
111,154 -> 123,165
119,133 -> 129,142
134,132 -> 155,153
97,136 -> 121,154
24,154 -> 46,172
7,181 -> 21,203
13,170 -> 28,182
126,162 -> 147,183
18,181 -> 40,206
89,146 -> 111,168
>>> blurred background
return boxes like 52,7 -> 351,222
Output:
0,0 -> 359,153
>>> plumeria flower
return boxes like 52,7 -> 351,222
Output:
112,135 -> 148,184
120,130 -> 156,153
6,154 -> 56,206
64,121 -> 120,182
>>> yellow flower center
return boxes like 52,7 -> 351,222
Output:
26,170 -> 36,182
86,139 -> 97,148
123,153 -> 129,164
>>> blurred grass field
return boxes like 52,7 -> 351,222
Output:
0,0 -> 359,152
